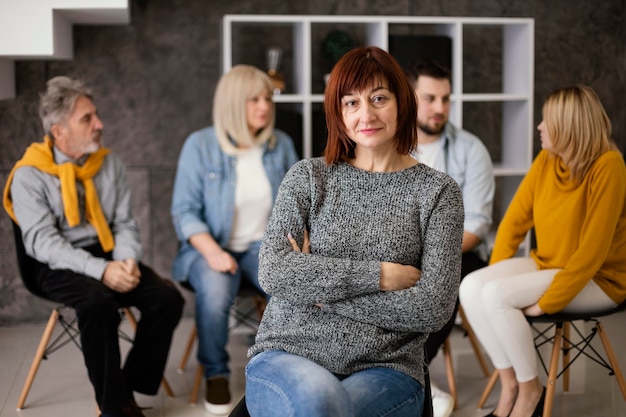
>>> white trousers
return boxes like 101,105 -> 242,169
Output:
459,258 -> 616,382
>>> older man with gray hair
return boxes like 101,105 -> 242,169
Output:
3,76 -> 184,417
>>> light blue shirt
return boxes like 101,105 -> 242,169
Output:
170,126 -> 299,281
413,123 -> 495,260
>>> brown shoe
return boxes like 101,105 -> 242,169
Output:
203,377 -> 232,415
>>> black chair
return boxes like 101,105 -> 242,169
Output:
228,364 -> 434,417
477,302 -> 626,417
11,221 -> 173,410
176,279 -> 267,403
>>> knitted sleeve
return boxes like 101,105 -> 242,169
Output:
259,159 -> 464,332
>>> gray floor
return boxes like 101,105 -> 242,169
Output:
1,311 -> 625,417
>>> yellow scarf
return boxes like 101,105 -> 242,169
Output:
3,135 -> 114,252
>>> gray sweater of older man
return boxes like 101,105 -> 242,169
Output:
249,158 -> 464,384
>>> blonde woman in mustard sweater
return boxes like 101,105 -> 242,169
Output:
460,85 -> 626,417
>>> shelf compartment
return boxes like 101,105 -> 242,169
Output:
462,100 -> 532,173
225,20 -> 306,95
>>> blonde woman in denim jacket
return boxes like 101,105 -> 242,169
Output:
171,65 -> 299,415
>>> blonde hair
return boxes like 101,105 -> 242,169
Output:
542,85 -> 618,183
213,65 -> 276,154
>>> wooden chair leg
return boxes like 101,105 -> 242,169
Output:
178,325 -> 197,373
477,369 -> 499,409
596,321 -> 626,400
17,309 -> 60,410
543,323 -> 562,417
562,321 -> 570,392
160,377 -> 174,397
442,337 -> 458,409
458,305 -> 491,377
121,308 -> 174,397
190,364 -> 204,404
122,307 -> 138,327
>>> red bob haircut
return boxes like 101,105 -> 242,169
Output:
323,46 -> 418,165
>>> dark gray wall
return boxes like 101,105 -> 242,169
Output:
1,0 -> 624,325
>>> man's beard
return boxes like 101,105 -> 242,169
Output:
418,121 -> 445,136
80,132 -> 103,155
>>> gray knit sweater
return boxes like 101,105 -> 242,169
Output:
249,158 -> 464,384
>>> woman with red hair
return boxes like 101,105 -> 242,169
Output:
245,46 -> 464,417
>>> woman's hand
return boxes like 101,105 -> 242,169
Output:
206,250 -> 238,274
380,262 -> 422,291
189,232 -> 238,274
288,230 -> 310,253
523,303 -> 544,317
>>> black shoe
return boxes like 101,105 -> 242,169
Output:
204,376 -> 232,415
100,402 -> 147,417
532,386 -> 547,417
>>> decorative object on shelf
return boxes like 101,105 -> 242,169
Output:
322,30 -> 356,84
266,47 -> 285,94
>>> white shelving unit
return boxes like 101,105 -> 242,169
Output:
222,15 -> 535,249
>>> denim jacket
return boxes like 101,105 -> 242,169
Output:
171,126 -> 299,281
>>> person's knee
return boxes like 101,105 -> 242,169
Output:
76,291 -> 121,326
459,274 -> 478,305
155,282 -> 185,321
192,277 -> 237,317
459,264 -> 493,302
161,280 -> 185,310
247,375 -> 348,417
482,280 -> 502,304
135,274 -> 184,325
246,351 -> 350,416
480,280 -> 511,315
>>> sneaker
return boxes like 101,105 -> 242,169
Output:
203,377 -> 232,415
430,382 -> 454,417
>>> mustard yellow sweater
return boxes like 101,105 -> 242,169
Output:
490,149 -> 626,314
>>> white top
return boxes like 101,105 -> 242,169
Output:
227,146 -> 272,252
414,138 -> 442,169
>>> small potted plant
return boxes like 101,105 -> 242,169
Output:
322,30 -> 355,84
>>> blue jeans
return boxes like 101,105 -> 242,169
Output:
187,240 -> 264,379
245,350 -> 424,417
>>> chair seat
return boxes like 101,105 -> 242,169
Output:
527,302 -> 626,323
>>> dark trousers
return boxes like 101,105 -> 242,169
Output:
424,251 -> 487,364
32,245 -> 184,414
